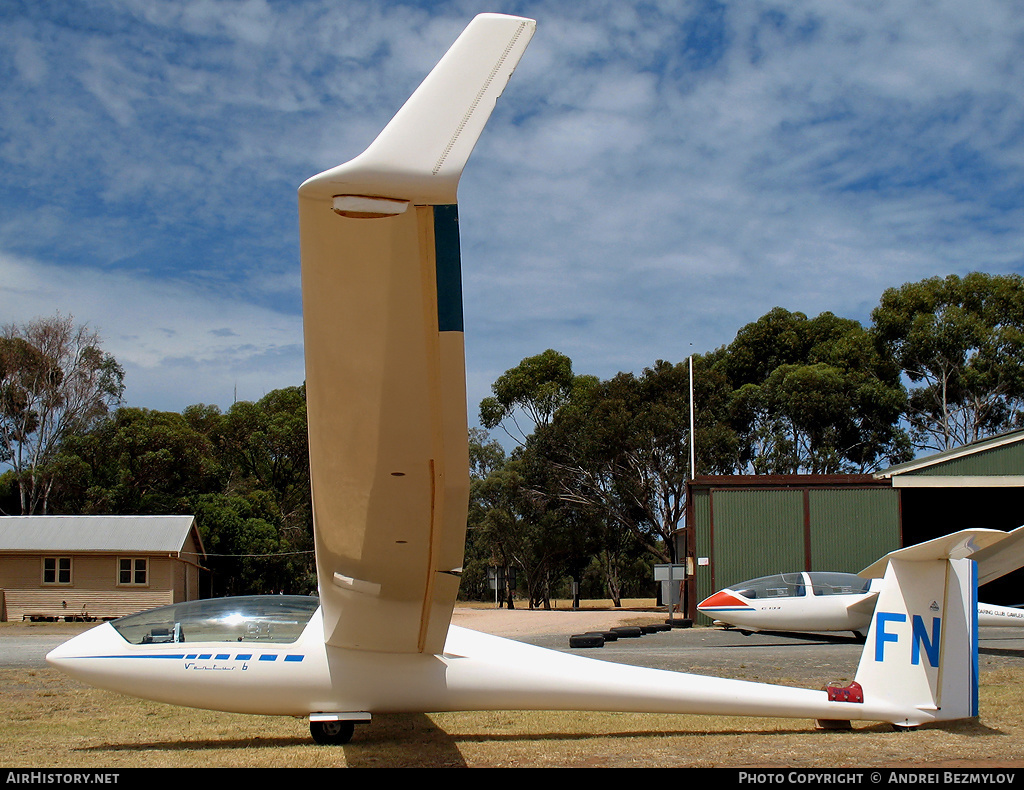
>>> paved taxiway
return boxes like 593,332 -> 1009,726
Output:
521,625 -> 1024,686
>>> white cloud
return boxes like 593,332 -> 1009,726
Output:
0,252 -> 303,412
2,0 -> 1024,437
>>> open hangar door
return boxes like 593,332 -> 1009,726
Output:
893,485 -> 1024,606
871,428 -> 1024,607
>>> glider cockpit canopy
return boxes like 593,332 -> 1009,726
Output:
111,595 -> 320,645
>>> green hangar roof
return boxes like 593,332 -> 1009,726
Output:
875,428 -> 1024,486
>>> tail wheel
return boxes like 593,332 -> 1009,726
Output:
310,719 -> 355,745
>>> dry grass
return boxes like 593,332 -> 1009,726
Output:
2,666 -> 1023,768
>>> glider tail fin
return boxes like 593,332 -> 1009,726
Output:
852,550 -> 979,726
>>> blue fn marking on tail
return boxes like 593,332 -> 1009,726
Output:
874,611 -> 941,667
911,615 -> 940,667
874,612 -> 905,661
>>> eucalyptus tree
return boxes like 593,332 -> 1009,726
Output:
466,458 -> 549,608
192,491 -> 295,597
0,314 -> 124,514
218,386 -> 311,539
717,308 -> 910,473
51,407 -> 223,515
536,361 -> 696,566
871,273 -> 1024,453
462,427 -> 511,603
479,349 -> 595,446
475,352 -> 606,606
213,387 -> 314,591
50,388 -> 317,594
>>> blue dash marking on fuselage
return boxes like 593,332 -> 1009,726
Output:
89,654 -> 188,659
78,652 -> 304,662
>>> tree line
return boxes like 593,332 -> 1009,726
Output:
3,272 -> 1024,602
465,272 -> 1024,607
0,318 -> 312,596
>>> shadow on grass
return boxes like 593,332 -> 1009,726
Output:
73,713 -> 471,767
980,645 -> 1024,659
445,717 -> 1007,742
64,712 -> 1010,768
76,735 -> 313,752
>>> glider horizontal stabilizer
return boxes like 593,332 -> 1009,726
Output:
858,527 -> 1015,579
971,524 -> 1024,586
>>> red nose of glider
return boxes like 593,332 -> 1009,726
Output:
696,591 -> 749,612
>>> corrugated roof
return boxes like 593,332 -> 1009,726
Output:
0,515 -> 201,555
875,427 -> 1024,479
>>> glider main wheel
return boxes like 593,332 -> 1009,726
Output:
310,719 -> 355,745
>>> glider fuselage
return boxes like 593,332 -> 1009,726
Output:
42,593 -> 961,727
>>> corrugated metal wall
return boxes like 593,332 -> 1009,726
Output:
689,478 -> 900,621
808,489 -> 900,571
709,489 -> 805,591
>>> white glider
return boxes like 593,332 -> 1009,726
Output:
46,13 -> 1006,743
698,527 -> 1024,637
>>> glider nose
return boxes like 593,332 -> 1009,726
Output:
45,622 -> 120,672
45,640 -> 71,668
697,591 -> 749,612
45,631 -> 83,668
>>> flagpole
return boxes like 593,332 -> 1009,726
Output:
688,352 -> 695,479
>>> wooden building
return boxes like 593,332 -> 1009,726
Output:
0,515 -> 206,621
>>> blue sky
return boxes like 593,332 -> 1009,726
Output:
3,0 -> 1023,439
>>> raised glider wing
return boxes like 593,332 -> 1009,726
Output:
44,13 -> 1008,742
698,526 -> 1024,638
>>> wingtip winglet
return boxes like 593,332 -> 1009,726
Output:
300,14 -> 536,205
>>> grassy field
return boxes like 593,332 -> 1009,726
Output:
3,664 -> 1023,768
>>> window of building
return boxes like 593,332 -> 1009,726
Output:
43,557 -> 72,585
118,558 -> 148,586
